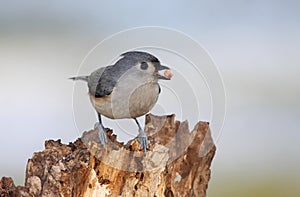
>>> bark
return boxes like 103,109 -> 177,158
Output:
0,114 -> 216,197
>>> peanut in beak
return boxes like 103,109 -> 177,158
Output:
164,69 -> 173,79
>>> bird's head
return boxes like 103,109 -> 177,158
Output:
120,51 -> 173,80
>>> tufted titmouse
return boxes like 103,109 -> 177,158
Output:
70,51 -> 173,152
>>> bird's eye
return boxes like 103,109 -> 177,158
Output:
140,62 -> 148,70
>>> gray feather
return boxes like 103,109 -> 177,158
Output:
69,76 -> 89,82
121,51 -> 159,62
87,67 -> 106,97
89,57 -> 139,98
87,51 -> 162,98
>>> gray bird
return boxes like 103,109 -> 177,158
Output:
70,51 -> 172,152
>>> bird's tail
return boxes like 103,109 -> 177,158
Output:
69,76 -> 89,82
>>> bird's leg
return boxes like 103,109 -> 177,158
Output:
134,118 -> 149,153
94,113 -> 108,148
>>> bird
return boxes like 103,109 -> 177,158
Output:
69,51 -> 173,152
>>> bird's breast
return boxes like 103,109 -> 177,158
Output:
90,82 -> 160,119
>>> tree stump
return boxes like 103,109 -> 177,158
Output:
0,114 -> 216,197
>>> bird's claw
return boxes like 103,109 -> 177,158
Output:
138,129 -> 149,153
95,122 -> 108,148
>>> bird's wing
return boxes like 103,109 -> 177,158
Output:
88,55 -> 138,97
88,66 -> 119,97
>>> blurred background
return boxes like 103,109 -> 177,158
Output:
0,1 -> 299,196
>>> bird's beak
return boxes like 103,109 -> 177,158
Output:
155,65 -> 173,80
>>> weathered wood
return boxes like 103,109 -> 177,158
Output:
0,114 -> 216,197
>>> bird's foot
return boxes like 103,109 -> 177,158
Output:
94,122 -> 108,148
138,128 -> 149,153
